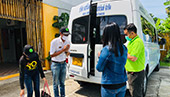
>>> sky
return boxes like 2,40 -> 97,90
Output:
140,0 -> 168,19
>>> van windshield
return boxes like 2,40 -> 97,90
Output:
72,15 -> 127,44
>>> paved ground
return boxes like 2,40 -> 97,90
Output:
146,67 -> 170,97
1,67 -> 170,97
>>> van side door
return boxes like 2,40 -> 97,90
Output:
95,15 -> 128,77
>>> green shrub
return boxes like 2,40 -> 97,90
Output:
164,49 -> 170,62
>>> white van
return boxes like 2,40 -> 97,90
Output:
68,0 -> 163,95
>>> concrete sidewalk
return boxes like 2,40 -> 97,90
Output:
23,71 -> 80,97
146,67 -> 170,97
41,67 -> 170,97
1,67 -> 170,97
0,70 -> 81,97
37,79 -> 81,97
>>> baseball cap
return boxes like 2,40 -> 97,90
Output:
23,45 -> 37,59
60,27 -> 70,35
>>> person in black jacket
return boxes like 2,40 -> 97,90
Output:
19,45 -> 47,97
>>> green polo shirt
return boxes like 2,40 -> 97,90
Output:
125,35 -> 145,72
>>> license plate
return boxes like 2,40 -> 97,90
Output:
72,57 -> 83,67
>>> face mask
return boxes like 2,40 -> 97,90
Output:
62,35 -> 68,40
125,36 -> 132,41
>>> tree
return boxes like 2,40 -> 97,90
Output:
52,13 -> 69,37
154,1 -> 170,33
52,13 -> 69,29
164,1 -> 170,17
156,18 -> 170,33
149,13 -> 159,23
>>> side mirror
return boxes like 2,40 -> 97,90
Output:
158,38 -> 166,45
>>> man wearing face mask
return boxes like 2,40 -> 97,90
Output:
124,23 -> 145,97
50,27 -> 70,97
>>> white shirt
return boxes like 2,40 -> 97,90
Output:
50,36 -> 70,62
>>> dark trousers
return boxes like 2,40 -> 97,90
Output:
127,70 -> 144,97
24,71 -> 40,97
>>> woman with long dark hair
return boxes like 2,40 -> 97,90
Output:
96,22 -> 127,97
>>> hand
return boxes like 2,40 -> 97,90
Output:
127,53 -> 131,58
131,57 -> 138,61
98,51 -> 101,58
63,44 -> 70,52
128,53 -> 137,62
43,77 -> 47,83
20,89 -> 24,97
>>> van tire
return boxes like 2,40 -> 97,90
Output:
143,70 -> 148,97
154,62 -> 160,72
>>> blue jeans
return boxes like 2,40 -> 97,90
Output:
51,62 -> 66,97
101,85 -> 126,97
24,70 -> 40,97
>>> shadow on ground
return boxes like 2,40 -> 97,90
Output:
75,83 -> 101,97
75,82 -> 131,97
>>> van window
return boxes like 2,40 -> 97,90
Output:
72,16 -> 89,44
96,15 -> 127,44
141,16 -> 157,42
72,15 -> 127,44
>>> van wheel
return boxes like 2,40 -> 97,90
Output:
143,70 -> 148,97
154,62 -> 160,72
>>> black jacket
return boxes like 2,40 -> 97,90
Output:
19,52 -> 45,89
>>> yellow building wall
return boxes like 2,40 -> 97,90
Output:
42,3 -> 59,70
